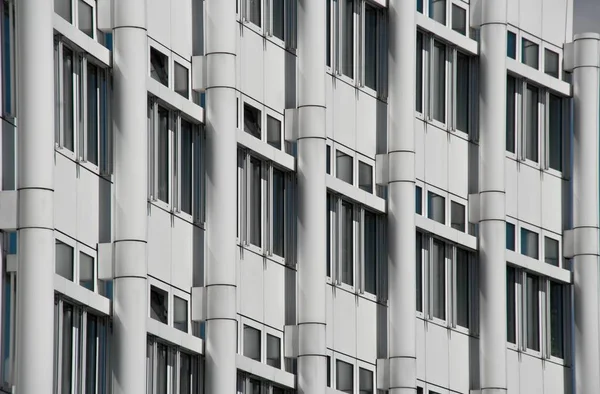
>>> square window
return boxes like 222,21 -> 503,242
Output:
507,31 -> 517,59
506,222 -> 515,251
150,286 -> 168,324
451,5 -> 466,35
79,251 -> 94,290
56,240 -> 74,281
545,237 -> 559,267
415,186 -> 422,215
358,161 -> 373,193
521,228 -> 539,259
244,103 -> 262,139
359,368 -> 373,394
78,0 -> 93,37
150,47 -> 169,86
427,191 -> 445,224
336,360 -> 353,393
429,0 -> 446,25
336,151 -> 353,185
522,38 -> 539,69
174,296 -> 188,332
174,62 -> 189,99
267,115 -> 282,150
266,334 -> 281,368
451,201 -> 465,232
243,325 -> 261,361
544,49 -> 559,78
55,0 -> 72,22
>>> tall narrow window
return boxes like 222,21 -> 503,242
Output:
427,191 -> 445,224
180,353 -> 191,394
525,85 -> 539,162
432,41 -> 446,123
156,343 -> 168,394
157,106 -> 170,203
416,32 -> 423,113
544,237 -> 559,267
548,94 -> 562,171
526,274 -> 540,351
507,266 -> 516,343
327,193 -> 333,277
272,168 -> 285,257
506,75 -> 516,153
550,281 -> 564,358
522,38 -> 539,69
273,0 -> 285,40
521,228 -> 539,259
248,0 -> 262,27
341,201 -> 354,286
150,47 -> 169,87
336,360 -> 353,393
451,5 -> 466,35
249,157 -> 262,247
456,248 -> 469,328
244,103 -> 262,139
415,186 -> 422,214
431,239 -> 446,320
506,222 -> 515,251
455,52 -> 469,133
326,0 -> 331,67
417,0 -> 423,13
507,31 -> 516,59
63,47 -> 74,151
180,120 -> 193,215
364,4 -> 377,90
416,232 -> 423,312
341,0 -> 354,78
3,1 -> 15,117
85,315 -> 97,393
61,304 -> 73,394
429,0 -> 446,25
364,211 -> 377,295
87,63 -> 99,165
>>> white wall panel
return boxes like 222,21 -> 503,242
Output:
147,206 -> 172,282
541,173 -> 563,234
543,362 -> 570,394
448,331 -> 470,393
356,297 -> 377,363
326,76 -> 335,140
507,349 -> 520,394
171,216 -> 193,290
326,285 -> 335,348
542,0 -> 568,47
416,318 -> 426,381
507,0 -> 520,27
520,353 -> 543,394
518,165 -> 541,227
425,323 -> 449,388
519,0 -> 543,38
332,289 -> 357,357
239,250 -> 264,321
355,91 -> 377,160
263,259 -> 285,329
147,0 -> 171,48
76,167 -> 99,248
332,80 -> 357,150
170,0 -> 192,58
448,134 -> 468,198
415,119 -> 426,181
424,125 -> 448,191
54,155 -> 77,238
506,159 -> 519,219
240,29 -> 265,103
264,41 -> 285,112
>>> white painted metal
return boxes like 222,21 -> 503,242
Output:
478,1 -> 508,393
204,0 -> 238,392
296,0 -> 327,392
571,32 -> 600,394
111,0 -> 149,392
387,0 -> 416,392
15,1 -> 55,393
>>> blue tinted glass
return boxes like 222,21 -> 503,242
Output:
105,32 -> 113,51
507,31 -> 516,59
417,0 -> 423,13
506,223 -> 515,251
415,186 -> 422,214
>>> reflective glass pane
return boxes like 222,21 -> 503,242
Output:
364,211 -> 377,295
243,325 -> 261,361
181,120 -> 193,215
506,222 -> 515,251
365,4 -> 377,90
61,304 -> 73,394
79,251 -> 94,290
521,228 -> 539,259
174,296 -> 188,332
55,0 -> 72,22
249,157 -> 262,247
450,201 -> 465,232
358,161 -> 373,193
180,353 -> 191,394
431,239 -> 446,320
157,107 -> 169,203
341,0 -> 354,78
244,103 -> 261,139
150,48 -> 169,86
341,201 -> 354,286
336,360 -> 353,393
336,151 -> 353,184
456,52 -> 469,133
63,47 -> 74,151
451,4 -> 466,35
273,168 -> 285,257
150,286 -> 168,324
248,0 -> 261,27
267,334 -> 281,368
526,274 -> 540,351
548,94 -> 562,171
416,233 -> 423,312
87,63 -> 98,165
432,41 -> 446,123
174,62 -> 189,98
506,75 -> 516,153
456,249 -> 469,328
273,0 -> 284,40
544,49 -> 559,78
359,368 -> 373,394
507,31 -> 516,59
550,281 -> 564,358
427,192 -> 445,224
78,0 -> 93,37
56,240 -> 74,281
507,266 -> 516,343
416,32 -> 423,113
429,0 -> 446,25
545,237 -> 559,267
522,38 -> 539,69
267,115 -> 282,150
525,85 -> 539,162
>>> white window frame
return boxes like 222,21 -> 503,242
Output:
449,47 -> 473,137
55,38 -> 79,161
424,184 -> 448,225
358,0 -> 387,97
520,80 -> 542,167
55,0 -> 97,39
55,232 -> 77,282
356,153 -> 375,195
264,326 -> 284,370
241,0 -> 265,34
148,40 -> 172,88
77,242 -> 98,293
541,231 -> 562,269
520,270 -> 543,357
331,0 -> 359,85
415,29 -> 428,120
505,72 -> 520,160
333,353 -> 356,393
545,279 -> 570,364
519,222 -> 540,260
541,42 -> 562,80
428,37 -> 450,130
264,106 -> 285,152
357,207 -> 383,301
506,264 -> 521,351
241,96 -> 286,153
427,236 -> 449,325
449,245 -> 476,334
171,287 -> 191,334
449,0 -> 469,38
147,99 -> 175,211
148,278 -> 171,326
173,53 -> 192,100
356,360 -> 376,394
240,317 -> 263,362
147,335 -> 203,394
448,195 -> 467,233
543,90 -> 567,176
520,31 -> 541,71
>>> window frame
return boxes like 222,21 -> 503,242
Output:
333,353 -> 355,394
520,32 -> 541,70
55,232 -> 77,282
357,360 -> 375,394
1,0 -> 16,120
546,279 -> 569,364
240,317 -> 263,362
522,271 -> 543,356
428,236 -> 449,324
426,186 -> 447,225
450,1 -> 468,37
55,0 -> 97,39
171,287 -> 191,334
542,45 -> 561,79
542,232 -> 562,269
428,37 -> 449,129
544,91 -> 566,175
173,53 -> 191,100
415,29 -> 427,119
148,280 -> 170,326
521,81 -> 541,166
519,223 -> 540,260
148,42 -> 171,88
147,335 -> 203,394
264,326 -> 284,370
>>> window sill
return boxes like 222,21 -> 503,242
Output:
54,274 -> 111,316
236,354 -> 296,389
415,214 -> 477,251
147,317 -> 204,355
416,12 -> 478,56
507,58 -> 571,97
506,250 -> 571,283
147,77 -> 205,124
53,13 -> 111,67
326,175 -> 386,214
236,128 -> 295,172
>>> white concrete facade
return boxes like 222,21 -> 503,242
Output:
0,0 -> 595,393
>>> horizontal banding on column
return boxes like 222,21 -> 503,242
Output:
479,190 -> 505,222
206,53 -> 236,90
113,241 -> 147,278
388,150 -> 415,183
206,284 -> 237,321
298,322 -> 326,357
572,226 -> 600,256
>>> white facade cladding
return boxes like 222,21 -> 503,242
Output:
1,0 -> 598,393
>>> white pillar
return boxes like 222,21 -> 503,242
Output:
204,0 -> 238,392
296,0 -> 327,393
387,1 -> 416,392
111,2 -> 148,393
478,1 -> 507,393
571,33 -> 600,394
15,1 -> 55,393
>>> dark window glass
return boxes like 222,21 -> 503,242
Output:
273,168 -> 285,257
61,304 -> 73,394
506,75 -> 516,153
244,103 -> 262,139
336,360 -> 353,393
341,0 -> 354,78
56,240 -> 74,281
157,107 -> 169,203
506,222 -> 515,251
249,0 -> 261,27
416,32 -> 423,113
432,239 -> 446,320
267,334 -> 281,368
526,274 -> 540,351
544,49 -> 559,78
150,47 -> 169,86
415,186 -> 422,214
451,4 -> 466,35
78,0 -> 93,37
432,41 -> 446,123
428,191 -> 445,224
174,62 -> 189,98
522,38 -> 539,69
63,47 -> 74,151
157,343 -> 167,394
249,157 -> 262,247
507,31 -> 516,59
326,0 -> 331,67
364,211 -> 377,295
365,4 -> 377,90
150,286 -> 168,324
79,251 -> 94,290
174,296 -> 188,332
327,193 -> 333,277
456,249 -> 469,328
359,368 -> 373,394
456,52 -> 469,133
181,120 -> 193,215
341,201 -> 354,286
85,315 -> 97,393
417,0 -> 423,13
525,84 -> 539,162
545,237 -> 559,267
429,0 -> 446,24
243,325 -> 261,361
273,0 -> 285,40
336,150 -> 353,184
358,162 -> 373,193
326,145 -> 331,174
521,228 -> 539,259
416,232 -> 423,312
550,281 -> 564,358
451,201 -> 465,232
87,63 -> 98,165
267,115 -> 282,150
55,0 -> 72,22
507,266 -> 516,343
179,353 -> 191,394
548,94 -> 562,171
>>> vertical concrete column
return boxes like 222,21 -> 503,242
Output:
478,1 -> 507,393
112,1 -> 148,393
387,1 -> 416,392
204,0 -> 237,392
296,0 -> 327,393
15,1 -> 55,392
571,33 -> 600,394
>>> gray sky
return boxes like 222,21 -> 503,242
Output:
574,0 -> 600,34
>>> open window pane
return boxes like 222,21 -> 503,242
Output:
359,368 -> 373,394
522,38 -> 539,69
341,0 -> 354,78
506,75 -> 516,153
526,274 -> 540,351
525,85 -> 539,162
364,211 -> 377,295
456,249 -> 469,328
157,107 -> 170,203
244,103 -> 262,139
451,5 -> 466,35
545,237 -> 559,267
456,52 -> 469,133
416,233 -> 423,312
544,49 -> 559,78
150,48 -> 169,86
358,162 -> 373,193
429,0 -> 446,24
341,201 -> 354,286
174,296 -> 188,332
267,334 -> 281,368
427,191 -> 445,224
507,266 -> 516,343
364,4 -> 377,90
432,41 -> 446,123
450,201 -> 465,232
248,0 -> 261,27
548,94 -> 562,171
550,281 -> 564,358
87,63 -> 99,165
243,325 -> 261,361
181,120 -> 193,215
56,240 -> 74,281
249,157 -> 262,247
521,228 -> 539,259
506,222 -> 515,251
150,286 -> 168,324
431,239 -> 446,320
267,115 -> 282,150
336,151 -> 353,184
273,0 -> 285,40
79,251 -> 94,290
78,0 -> 93,37
55,0 -> 72,22
174,62 -> 189,99
63,47 -> 74,151
507,31 -> 516,59
336,360 -> 353,393
416,32 -> 423,113
272,168 -> 285,257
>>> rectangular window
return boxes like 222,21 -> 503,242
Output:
327,193 -> 333,277
416,186 -> 422,214
416,232 -> 423,312
455,52 -> 469,133
85,314 -> 97,393
249,157 -> 262,247
248,0 -> 262,27
341,201 -> 354,286
417,0 -> 423,12
61,304 -> 73,394
267,115 -> 282,150
364,4 -> 377,90
78,0 -> 93,37
550,281 -> 564,358
416,32 -> 423,113
525,84 -> 539,162
174,296 -> 188,333
2,1 -> 15,117
363,211 -> 377,295
507,266 -> 516,343
336,150 -> 353,184
87,63 -> 99,165
548,94 -> 562,171
272,0 -> 285,40
157,106 -> 170,203
63,47 -> 75,152
243,325 -> 261,361
179,353 -> 191,394
432,41 -> 446,123
522,38 -> 539,69
359,368 -> 373,394
244,103 -> 262,139
156,343 -> 168,394
506,222 -> 515,251
544,49 -> 559,78
326,0 -> 331,67
358,161 -> 373,193
180,120 -> 193,215
150,47 -> 169,87
526,274 -> 540,351
341,0 -> 354,78
507,31 -> 516,59
326,145 -> 331,174
427,191 -> 445,224
79,251 -> 94,291
336,360 -> 353,394
521,228 -> 539,259
150,286 -> 168,324
174,62 -> 189,99
451,5 -> 466,35
272,168 -> 285,257
267,334 -> 281,368
456,248 -> 469,328
431,239 -> 446,320
450,201 -> 465,232
506,75 -> 516,153
544,237 -> 559,267
55,0 -> 72,22
56,240 -> 74,281
429,0 -> 446,25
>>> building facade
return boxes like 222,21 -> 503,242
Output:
0,0 -> 598,393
